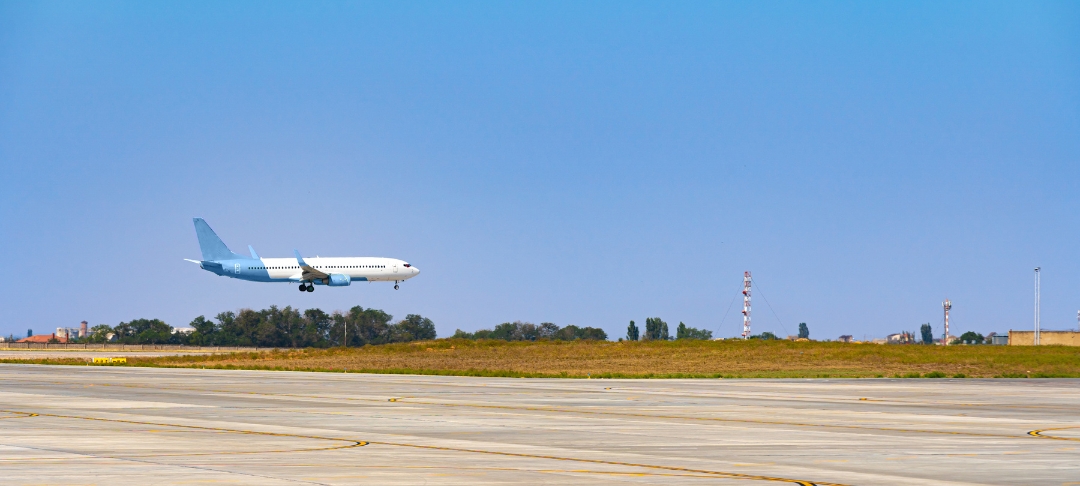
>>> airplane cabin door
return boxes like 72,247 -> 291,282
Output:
393,263 -> 399,274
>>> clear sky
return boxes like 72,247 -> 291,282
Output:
1,1 -> 1078,341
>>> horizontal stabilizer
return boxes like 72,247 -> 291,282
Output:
185,259 -> 221,270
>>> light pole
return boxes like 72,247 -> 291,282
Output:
1034,267 -> 1041,346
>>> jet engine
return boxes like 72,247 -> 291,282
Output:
326,274 -> 351,287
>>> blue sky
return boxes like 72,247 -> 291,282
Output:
1,1 -> 1078,341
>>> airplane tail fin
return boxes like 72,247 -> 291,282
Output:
193,218 -> 244,261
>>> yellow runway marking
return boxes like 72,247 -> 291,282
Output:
1028,427 -> 1080,442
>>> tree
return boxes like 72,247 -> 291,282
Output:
644,318 -> 669,340
109,318 -> 173,344
554,325 -> 580,341
186,316 -> 216,346
920,323 -> 934,344
538,322 -> 559,339
626,321 -> 639,341
751,331 -> 779,340
87,324 -> 114,343
798,323 -> 809,339
396,314 -> 437,341
676,322 -> 712,340
958,331 -> 984,344
577,327 -> 608,340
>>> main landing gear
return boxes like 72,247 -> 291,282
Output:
298,282 -> 314,292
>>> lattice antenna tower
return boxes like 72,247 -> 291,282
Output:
942,299 -> 951,346
741,271 -> 752,339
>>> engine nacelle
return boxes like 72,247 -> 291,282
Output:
326,274 -> 351,287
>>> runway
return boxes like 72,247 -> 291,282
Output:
0,365 -> 1076,485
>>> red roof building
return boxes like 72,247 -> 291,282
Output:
16,333 -> 68,344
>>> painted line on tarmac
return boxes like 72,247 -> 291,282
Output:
381,397 -> 1061,444
1027,427 -> 1080,442
12,379 -> 1064,444
0,408 -> 368,455
364,439 -> 844,486
6,408 -> 839,486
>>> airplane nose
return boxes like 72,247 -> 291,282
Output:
412,266 -> 420,275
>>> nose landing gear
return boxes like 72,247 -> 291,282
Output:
394,280 -> 400,290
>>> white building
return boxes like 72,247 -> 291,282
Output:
56,327 -> 82,340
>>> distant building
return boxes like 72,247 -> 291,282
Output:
56,327 -> 82,340
886,332 -> 916,344
17,333 -> 67,344
838,335 -> 854,343
80,321 -> 88,338
988,332 -> 1008,345
936,335 -> 958,345
1008,330 -> 1080,346
173,327 -> 195,335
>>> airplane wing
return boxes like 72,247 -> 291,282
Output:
294,250 -> 328,281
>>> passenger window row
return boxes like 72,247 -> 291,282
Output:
250,265 -> 385,269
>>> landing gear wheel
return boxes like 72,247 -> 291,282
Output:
394,284 -> 399,290
307,284 -> 315,292
298,284 -> 306,292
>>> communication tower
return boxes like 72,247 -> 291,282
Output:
741,271 -> 752,339
942,299 -> 952,346
1034,267 -> 1041,345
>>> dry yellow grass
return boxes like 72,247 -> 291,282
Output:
118,338 -> 1080,378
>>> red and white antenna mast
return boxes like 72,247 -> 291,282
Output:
741,271 -> 752,339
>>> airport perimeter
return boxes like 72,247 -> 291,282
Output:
0,365 -> 1077,485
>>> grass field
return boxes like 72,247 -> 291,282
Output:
6,339 -> 1080,378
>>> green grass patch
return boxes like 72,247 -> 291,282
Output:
4,339 -> 1080,379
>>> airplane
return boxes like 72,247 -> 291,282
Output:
185,218 -> 419,292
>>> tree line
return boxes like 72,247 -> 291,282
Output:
625,318 -> 713,341
452,321 -> 608,341
73,305 -> 436,347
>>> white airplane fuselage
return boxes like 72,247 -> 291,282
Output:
207,256 -> 419,284
188,218 -> 419,291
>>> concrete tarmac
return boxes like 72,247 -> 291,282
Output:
0,365 -> 1076,485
